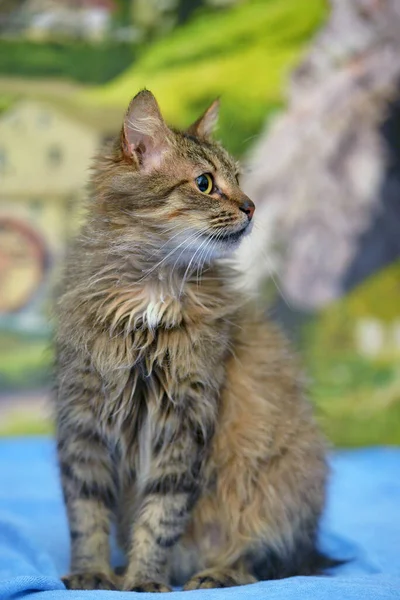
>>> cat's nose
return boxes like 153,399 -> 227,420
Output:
239,197 -> 255,221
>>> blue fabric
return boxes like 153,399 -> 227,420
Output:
0,439 -> 399,600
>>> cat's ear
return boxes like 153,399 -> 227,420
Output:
121,89 -> 169,169
187,99 -> 220,139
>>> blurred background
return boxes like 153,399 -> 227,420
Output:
0,0 -> 399,445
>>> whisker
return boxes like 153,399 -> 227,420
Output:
137,228 -> 206,282
148,226 -> 189,257
195,235 -> 214,288
246,224 -> 292,310
170,226 -> 211,283
196,227 -> 224,287
179,233 -> 212,295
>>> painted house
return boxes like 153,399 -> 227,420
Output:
15,0 -> 116,41
0,98 -> 118,334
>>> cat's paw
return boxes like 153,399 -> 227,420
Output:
184,570 -> 256,590
184,575 -> 232,590
124,580 -> 172,593
61,572 -> 117,590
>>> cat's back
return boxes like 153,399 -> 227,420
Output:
222,302 -> 324,456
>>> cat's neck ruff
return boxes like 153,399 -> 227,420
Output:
77,255 -> 243,341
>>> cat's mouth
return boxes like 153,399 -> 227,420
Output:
212,223 -> 252,244
219,229 -> 247,243
188,223 -> 252,260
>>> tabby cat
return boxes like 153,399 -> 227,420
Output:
54,90 -> 328,592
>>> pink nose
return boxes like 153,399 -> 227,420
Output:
239,198 -> 255,221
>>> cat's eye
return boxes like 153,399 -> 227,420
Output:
195,173 -> 213,194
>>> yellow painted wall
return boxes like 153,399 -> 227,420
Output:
0,195 -> 82,254
0,100 -> 100,196
0,100 -> 96,317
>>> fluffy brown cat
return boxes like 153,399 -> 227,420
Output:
54,90 -> 328,592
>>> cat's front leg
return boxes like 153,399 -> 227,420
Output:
58,426 -> 117,590
123,402 -> 214,592
56,373 -> 117,591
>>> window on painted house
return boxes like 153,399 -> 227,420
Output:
47,145 -> 62,167
37,112 -> 51,128
0,148 -> 7,173
30,199 -> 43,215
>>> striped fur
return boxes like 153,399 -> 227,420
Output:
54,91 -> 328,592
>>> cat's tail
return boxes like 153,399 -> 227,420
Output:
253,546 -> 347,580
299,549 -> 348,576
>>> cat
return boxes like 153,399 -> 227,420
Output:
54,89 -> 329,592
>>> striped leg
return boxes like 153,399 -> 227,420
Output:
122,412 -> 209,592
57,416 -> 116,590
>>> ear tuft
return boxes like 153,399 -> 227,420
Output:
187,98 -> 220,139
121,89 -> 169,170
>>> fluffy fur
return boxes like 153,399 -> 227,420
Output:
54,90 -> 328,592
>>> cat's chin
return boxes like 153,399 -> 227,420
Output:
161,224 -> 252,270
215,222 -> 253,252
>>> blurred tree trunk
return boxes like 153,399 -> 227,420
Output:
0,0 -> 26,33
177,0 -> 204,25
241,0 -> 400,317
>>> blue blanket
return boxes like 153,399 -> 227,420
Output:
0,439 -> 399,600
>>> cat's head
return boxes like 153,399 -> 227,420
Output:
96,90 -> 254,267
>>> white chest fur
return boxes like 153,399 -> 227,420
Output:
135,281 -> 183,332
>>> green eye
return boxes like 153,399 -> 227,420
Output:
195,173 -> 213,194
